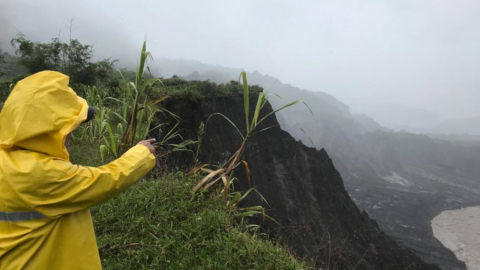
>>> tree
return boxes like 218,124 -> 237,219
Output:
10,33 -> 112,85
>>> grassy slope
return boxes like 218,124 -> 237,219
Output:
68,136 -> 315,270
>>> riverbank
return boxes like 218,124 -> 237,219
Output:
432,206 -> 480,270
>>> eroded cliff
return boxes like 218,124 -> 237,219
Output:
154,93 -> 440,270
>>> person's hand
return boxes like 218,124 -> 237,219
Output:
136,138 -> 156,154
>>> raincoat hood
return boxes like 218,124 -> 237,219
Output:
0,71 -> 89,160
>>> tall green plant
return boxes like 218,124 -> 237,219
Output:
119,40 -> 164,149
187,72 -> 312,224
100,123 -> 120,162
99,40 -> 191,160
93,107 -> 108,140
191,72 -> 312,195
84,85 -> 109,108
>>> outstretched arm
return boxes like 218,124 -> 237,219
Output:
15,141 -> 156,218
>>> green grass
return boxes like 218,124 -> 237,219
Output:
92,176 -> 314,270
69,135 -> 315,270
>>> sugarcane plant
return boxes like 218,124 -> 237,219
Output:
188,72 -> 312,220
118,40 -> 165,149
100,40 -> 194,161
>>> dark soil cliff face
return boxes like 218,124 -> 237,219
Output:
154,94 -> 440,270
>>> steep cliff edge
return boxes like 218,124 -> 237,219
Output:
154,93 -> 440,270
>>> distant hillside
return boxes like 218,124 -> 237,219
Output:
428,117 -> 480,135
426,133 -> 480,147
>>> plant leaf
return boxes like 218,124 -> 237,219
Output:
255,100 -> 300,129
206,113 -> 244,140
241,160 -> 252,187
240,72 -> 250,133
192,169 -> 225,193
250,92 -> 264,131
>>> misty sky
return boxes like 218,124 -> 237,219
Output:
1,0 -> 480,130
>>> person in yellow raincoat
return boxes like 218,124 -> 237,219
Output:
0,71 -> 157,269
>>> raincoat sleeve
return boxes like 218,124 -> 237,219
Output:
18,145 -> 156,218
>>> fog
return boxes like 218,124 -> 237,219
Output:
1,0 -> 480,132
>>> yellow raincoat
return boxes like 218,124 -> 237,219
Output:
0,71 -> 156,269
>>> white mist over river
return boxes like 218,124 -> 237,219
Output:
432,206 -> 480,270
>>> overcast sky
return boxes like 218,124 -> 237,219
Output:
1,0 -> 480,130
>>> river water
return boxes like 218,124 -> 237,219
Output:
431,206 -> 480,270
